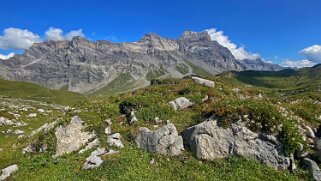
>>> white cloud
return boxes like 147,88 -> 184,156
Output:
281,59 -> 316,68
0,52 -> 15,60
205,28 -> 260,60
299,45 -> 321,63
45,27 -> 64,41
0,27 -> 86,52
0,28 -> 41,50
45,27 -> 85,41
65,29 -> 84,40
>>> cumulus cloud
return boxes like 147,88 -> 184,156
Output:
205,28 -> 260,60
45,27 -> 85,41
0,27 -> 86,51
299,45 -> 321,63
281,59 -> 316,68
0,52 -> 15,60
45,27 -> 64,41
0,28 -> 41,50
65,29 -> 85,40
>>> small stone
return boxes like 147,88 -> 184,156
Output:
104,119 -> 112,126
154,117 -> 162,124
201,95 -> 209,103
27,113 -> 37,118
37,109 -> 45,113
305,126 -> 316,138
149,158 -> 155,165
107,133 -> 124,148
0,164 -> 18,181
105,127 -> 111,135
128,111 -> 138,125
14,129 -> 24,135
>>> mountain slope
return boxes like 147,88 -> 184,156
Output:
0,78 -> 83,105
224,64 -> 321,99
0,31 -> 282,94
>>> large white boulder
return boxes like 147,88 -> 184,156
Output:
183,117 -> 290,170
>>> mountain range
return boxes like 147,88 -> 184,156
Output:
0,31 -> 282,93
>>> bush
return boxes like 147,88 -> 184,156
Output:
279,119 -> 306,156
136,104 -> 174,122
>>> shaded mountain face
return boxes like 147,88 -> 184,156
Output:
0,31 -> 282,93
236,58 -> 283,71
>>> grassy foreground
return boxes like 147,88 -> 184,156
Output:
2,66 -> 321,180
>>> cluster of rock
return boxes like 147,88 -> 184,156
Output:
82,118 -> 123,169
0,117 -> 27,127
82,147 -> 118,169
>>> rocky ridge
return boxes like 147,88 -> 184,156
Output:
0,31 -> 282,93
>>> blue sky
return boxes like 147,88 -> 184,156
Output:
0,0 -> 321,67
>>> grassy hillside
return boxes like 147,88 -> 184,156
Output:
227,64 -> 321,99
0,78 -> 83,105
2,66 -> 321,180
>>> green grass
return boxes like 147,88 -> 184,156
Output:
10,145 -> 305,181
146,68 -> 167,81
0,78 -> 83,105
176,63 -> 189,75
184,60 -> 212,78
232,65 -> 321,92
92,73 -> 136,96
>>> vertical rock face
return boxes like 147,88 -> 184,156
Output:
0,31 -> 282,93
54,116 -> 96,157
135,123 -> 184,156
183,117 -> 290,170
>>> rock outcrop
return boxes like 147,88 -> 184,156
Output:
135,123 -> 184,156
54,116 -> 96,157
183,117 -> 290,169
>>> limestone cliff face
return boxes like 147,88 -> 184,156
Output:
0,31 -> 282,93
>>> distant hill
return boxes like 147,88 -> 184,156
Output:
226,64 -> 321,99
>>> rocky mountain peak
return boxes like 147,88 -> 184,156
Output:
0,30 -> 283,93
179,31 -> 211,42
